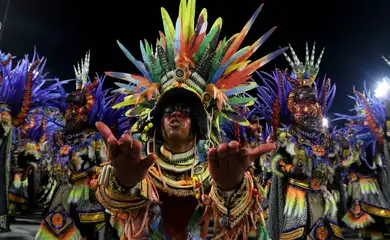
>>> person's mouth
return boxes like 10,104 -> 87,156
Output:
169,119 -> 183,127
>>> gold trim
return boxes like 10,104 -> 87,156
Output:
330,223 -> 344,239
288,178 -> 310,189
280,227 -> 305,240
78,212 -> 105,223
71,171 -> 88,182
361,202 -> 390,218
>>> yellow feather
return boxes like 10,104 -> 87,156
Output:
112,96 -> 137,109
225,60 -> 251,75
161,8 -> 175,41
188,0 -> 196,41
179,0 -> 187,43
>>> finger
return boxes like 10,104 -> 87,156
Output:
216,143 -> 229,159
96,122 -> 117,143
249,143 -> 276,161
139,153 -> 156,171
227,141 -> 239,155
107,137 -> 120,165
129,140 -> 143,162
238,148 -> 251,166
207,148 -> 217,163
119,133 -> 133,153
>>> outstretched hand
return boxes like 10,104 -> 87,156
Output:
96,122 -> 155,187
208,141 -> 276,190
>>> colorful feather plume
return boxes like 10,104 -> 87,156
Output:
107,0 -> 287,144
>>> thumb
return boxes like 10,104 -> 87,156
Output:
249,143 -> 276,161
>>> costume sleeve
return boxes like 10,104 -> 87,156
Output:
94,163 -> 159,238
201,172 -> 266,239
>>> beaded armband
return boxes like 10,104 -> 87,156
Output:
202,172 -> 265,239
95,163 -> 158,213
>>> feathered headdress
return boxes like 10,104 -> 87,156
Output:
0,50 -> 68,133
283,42 -> 325,87
74,50 -> 90,90
108,0 -> 287,145
252,69 -> 336,137
87,75 -> 132,135
65,51 -> 98,123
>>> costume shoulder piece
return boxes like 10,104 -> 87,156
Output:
107,0 -> 288,146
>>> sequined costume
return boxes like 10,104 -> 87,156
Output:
35,52 -> 129,240
0,51 -> 63,232
9,106 -> 65,217
93,0 -> 287,238
334,82 -> 390,239
263,43 -> 345,239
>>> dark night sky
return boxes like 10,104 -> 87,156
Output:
1,0 -> 390,118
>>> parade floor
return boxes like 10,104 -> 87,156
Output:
0,224 -> 361,240
0,223 -> 38,239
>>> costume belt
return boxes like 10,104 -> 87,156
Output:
288,178 -> 322,191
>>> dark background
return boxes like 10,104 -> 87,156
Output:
1,0 -> 390,119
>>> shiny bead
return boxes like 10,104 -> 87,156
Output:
144,126 -> 149,131
141,134 -> 147,141
252,188 -> 259,195
192,176 -> 199,182
195,193 -> 200,199
195,183 -> 201,188
148,122 -> 153,128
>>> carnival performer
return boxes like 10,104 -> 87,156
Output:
9,106 -> 66,218
93,0 -> 287,238
35,52 -> 129,240
8,56 -> 67,218
261,43 -> 346,239
0,50 -> 65,232
334,82 -> 390,240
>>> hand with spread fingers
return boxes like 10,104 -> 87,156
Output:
208,140 -> 276,190
95,121 -> 156,187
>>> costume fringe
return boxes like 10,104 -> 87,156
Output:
35,222 -> 82,240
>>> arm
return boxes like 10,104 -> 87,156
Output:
94,164 -> 158,238
201,172 -> 265,239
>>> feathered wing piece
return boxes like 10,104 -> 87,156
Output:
334,81 -> 385,144
107,0 -> 287,145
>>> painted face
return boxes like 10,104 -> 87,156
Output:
161,103 -> 193,142
64,91 -> 86,133
290,87 -> 323,133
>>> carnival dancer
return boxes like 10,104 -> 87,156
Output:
35,52 -> 129,240
9,107 -> 66,217
8,57 -> 67,218
262,43 -> 346,239
93,0 -> 287,238
334,82 -> 390,240
0,50 -> 65,232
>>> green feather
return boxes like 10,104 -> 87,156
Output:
208,37 -> 226,82
228,97 -> 256,106
194,18 -> 222,62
